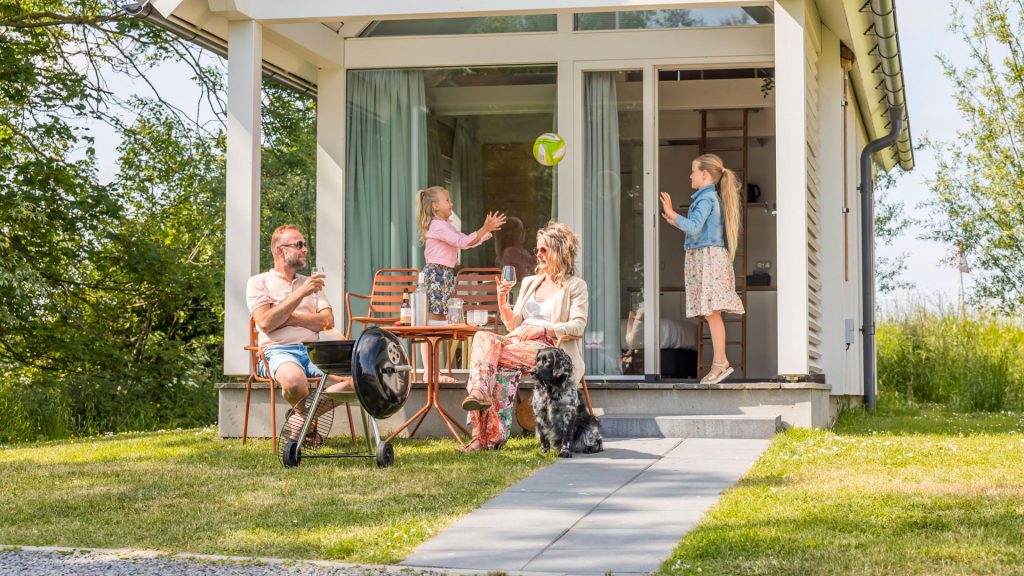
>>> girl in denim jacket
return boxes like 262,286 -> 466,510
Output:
658,154 -> 745,384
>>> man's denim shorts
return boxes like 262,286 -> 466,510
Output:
257,344 -> 325,379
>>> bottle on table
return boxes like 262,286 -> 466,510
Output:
400,292 -> 413,326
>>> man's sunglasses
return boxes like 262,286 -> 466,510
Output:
279,241 -> 308,250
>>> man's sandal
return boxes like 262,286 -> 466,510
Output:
701,362 -> 734,385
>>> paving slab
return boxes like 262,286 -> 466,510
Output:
402,437 -> 770,574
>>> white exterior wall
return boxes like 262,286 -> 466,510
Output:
844,82 -> 869,396
816,26 -> 848,391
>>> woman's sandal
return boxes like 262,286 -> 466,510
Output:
461,389 -> 492,411
701,362 -> 734,385
438,374 -> 459,384
459,439 -> 485,453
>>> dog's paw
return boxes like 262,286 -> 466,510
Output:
558,448 -> 573,458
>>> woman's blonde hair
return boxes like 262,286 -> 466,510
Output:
694,153 -> 742,259
535,220 -> 578,285
416,186 -> 448,244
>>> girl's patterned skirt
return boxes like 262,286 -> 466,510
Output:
684,246 -> 745,317
423,263 -> 456,315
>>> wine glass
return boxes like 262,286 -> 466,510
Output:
311,265 -> 325,277
501,265 -> 517,305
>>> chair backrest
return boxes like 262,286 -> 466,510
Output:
247,317 -> 266,378
368,268 -> 420,317
455,267 -> 501,329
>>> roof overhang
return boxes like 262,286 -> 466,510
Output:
819,0 -> 913,171
141,0 -> 913,171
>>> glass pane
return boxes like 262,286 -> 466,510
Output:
575,7 -> 773,31
583,70 -> 644,377
361,15 -> 556,37
345,66 -> 557,307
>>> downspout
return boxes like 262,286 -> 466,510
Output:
860,106 -> 902,412
859,0 -> 912,411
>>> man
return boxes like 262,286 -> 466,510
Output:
246,225 -> 352,441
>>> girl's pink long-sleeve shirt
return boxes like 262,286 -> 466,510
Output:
424,217 -> 491,268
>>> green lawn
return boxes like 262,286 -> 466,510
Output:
0,429 -> 553,564
658,405 -> 1024,575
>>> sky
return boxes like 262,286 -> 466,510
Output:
93,0 -> 970,307
874,0 -> 972,308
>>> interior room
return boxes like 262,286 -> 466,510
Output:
652,68 -> 778,380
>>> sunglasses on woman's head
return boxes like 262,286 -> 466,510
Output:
280,241 -> 307,250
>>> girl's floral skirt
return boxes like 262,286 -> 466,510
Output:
684,246 -> 745,317
423,263 -> 456,315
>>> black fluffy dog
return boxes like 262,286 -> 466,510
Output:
531,347 -> 603,458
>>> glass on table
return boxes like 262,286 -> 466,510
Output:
467,309 -> 489,327
446,298 -> 465,325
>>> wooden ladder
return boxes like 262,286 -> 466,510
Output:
695,108 -> 750,380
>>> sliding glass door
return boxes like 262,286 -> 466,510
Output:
580,67 -> 654,378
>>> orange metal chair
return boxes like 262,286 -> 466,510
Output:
344,268 -> 420,338
449,267 -> 502,373
242,318 -> 355,452
454,267 -> 502,330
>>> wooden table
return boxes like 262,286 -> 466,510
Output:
382,324 -> 482,444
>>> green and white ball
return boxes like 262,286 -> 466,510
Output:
532,133 -> 566,166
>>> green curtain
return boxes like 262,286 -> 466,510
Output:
583,72 -> 622,375
345,70 -> 428,302
450,117 -> 485,268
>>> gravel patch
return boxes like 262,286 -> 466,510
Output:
0,548 -> 467,576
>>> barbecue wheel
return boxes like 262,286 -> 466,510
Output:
276,397 -> 336,464
282,441 -> 301,468
375,441 -> 394,468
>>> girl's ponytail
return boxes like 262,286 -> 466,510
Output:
416,186 -> 446,244
694,154 -> 743,259
719,168 -> 742,259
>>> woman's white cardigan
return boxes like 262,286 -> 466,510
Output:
511,275 -> 589,386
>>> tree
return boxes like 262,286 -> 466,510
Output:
924,0 -> 1024,313
0,0 -> 226,438
874,167 -> 915,294
0,1 -> 319,440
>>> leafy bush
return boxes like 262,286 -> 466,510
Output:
878,303 -> 1024,411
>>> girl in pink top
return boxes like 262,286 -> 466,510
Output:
417,186 -> 506,319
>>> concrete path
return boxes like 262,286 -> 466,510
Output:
403,437 -> 770,575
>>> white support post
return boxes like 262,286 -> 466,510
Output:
224,20 -> 263,375
774,0 -> 810,376
316,67 -> 346,332
642,62 -> 658,377
556,13 -> 576,260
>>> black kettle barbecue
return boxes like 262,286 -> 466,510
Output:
280,327 -> 412,468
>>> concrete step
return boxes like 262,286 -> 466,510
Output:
600,414 -> 782,439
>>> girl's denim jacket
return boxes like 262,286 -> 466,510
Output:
672,184 -> 725,251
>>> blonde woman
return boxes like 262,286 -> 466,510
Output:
658,153 -> 745,384
461,221 -> 589,452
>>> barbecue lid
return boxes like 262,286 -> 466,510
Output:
352,327 -> 412,419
